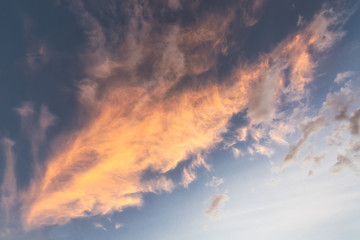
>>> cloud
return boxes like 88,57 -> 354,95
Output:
236,127 -> 248,142
303,152 -> 326,165
26,44 -> 49,70
241,0 -> 267,27
0,138 -> 17,222
327,123 -> 348,146
247,6 -> 348,123
253,143 -> 274,158
279,78 -> 359,170
269,125 -> 289,145
280,116 -> 326,170
94,222 -> 106,231
22,1 -> 251,229
114,223 -> 123,230
232,147 -> 242,158
334,71 -> 356,84
20,2 -> 354,229
321,81 -> 356,121
348,141 -> 360,152
206,176 -> 224,189
23,16 -> 50,70
330,140 -> 360,175
15,103 -> 56,174
349,108 -> 360,135
204,194 -> 228,217
182,154 -> 210,188
168,0 -> 182,11
247,146 -> 255,155
297,15 -> 304,27
331,154 -> 359,175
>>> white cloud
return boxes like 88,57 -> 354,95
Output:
115,223 -> 123,230
94,222 -> 106,231
253,144 -> 274,158
206,176 -> 224,188
232,147 -> 242,158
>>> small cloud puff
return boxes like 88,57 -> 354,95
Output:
94,222 -> 106,231
334,71 -> 356,84
115,223 -> 123,230
204,194 -> 229,218
206,176 -> 224,188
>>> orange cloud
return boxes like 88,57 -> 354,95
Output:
21,3 -> 348,229
23,74 -> 254,229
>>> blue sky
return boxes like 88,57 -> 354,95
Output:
0,0 -> 360,239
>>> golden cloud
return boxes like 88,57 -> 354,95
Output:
21,3 -> 347,229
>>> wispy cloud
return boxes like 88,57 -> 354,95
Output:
15,103 -> 56,174
349,109 -> 360,135
0,138 -> 19,239
206,176 -> 224,189
280,116 -> 326,170
303,152 -> 326,165
331,140 -> 360,175
19,1 -> 356,229
1,138 -> 17,221
278,74 -> 360,170
94,222 -> 107,231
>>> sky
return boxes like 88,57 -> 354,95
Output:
0,0 -> 360,239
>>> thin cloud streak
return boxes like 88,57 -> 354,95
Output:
0,138 -> 17,224
15,103 -> 56,175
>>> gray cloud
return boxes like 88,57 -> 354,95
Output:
331,154 -> 359,175
349,141 -> 360,152
334,71 -> 356,84
204,194 -> 228,217
280,79 -> 360,170
280,116 -> 326,169
327,124 -> 347,146
304,152 -> 326,165
331,140 -> 360,175
349,108 -> 360,135
321,81 -> 355,121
